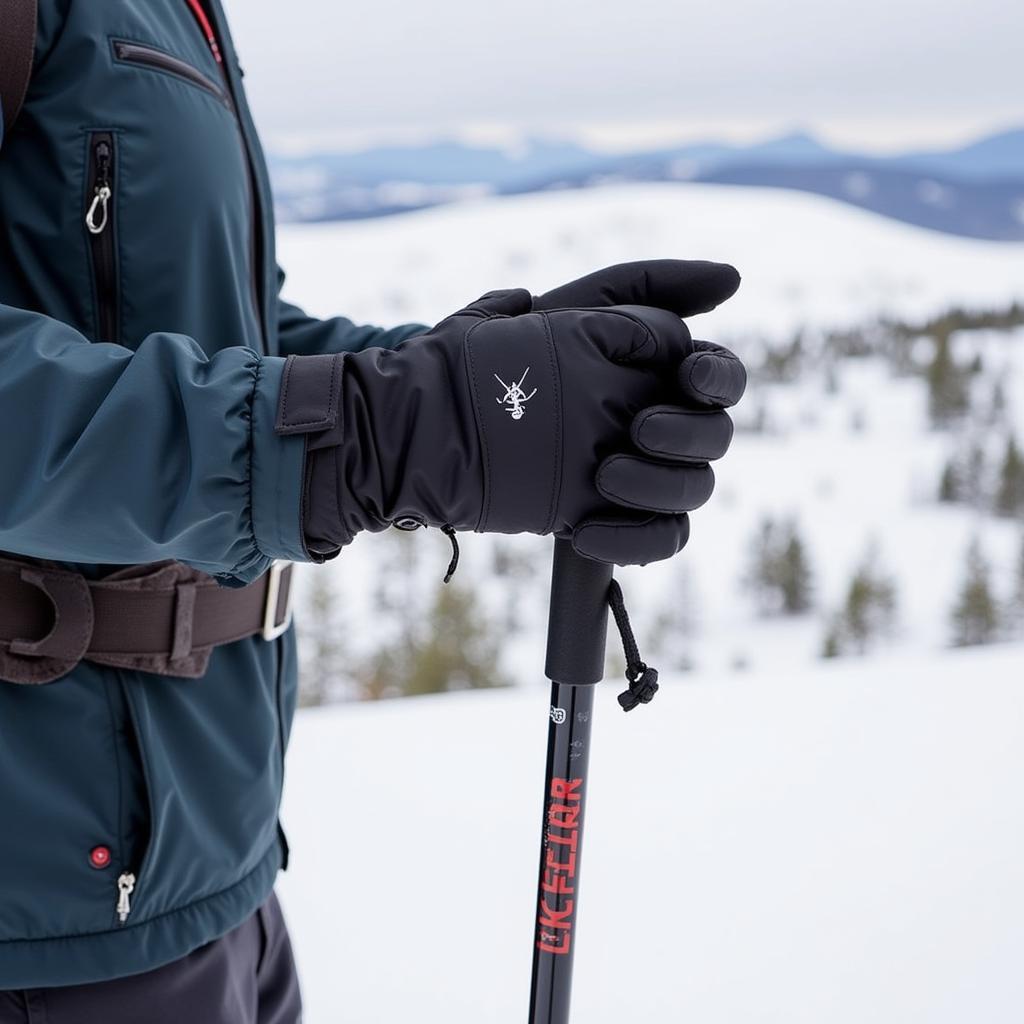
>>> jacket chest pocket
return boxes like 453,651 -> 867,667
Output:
73,34 -> 260,352
110,39 -> 231,108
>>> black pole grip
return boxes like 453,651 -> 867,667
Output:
544,540 -> 613,686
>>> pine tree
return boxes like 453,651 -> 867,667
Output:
647,568 -> 698,671
359,528 -> 426,701
747,518 -> 776,613
361,579 -> 509,700
492,539 -> 540,633
990,379 -> 1007,424
963,443 -> 987,509
372,528 -> 420,634
950,539 -> 1000,647
994,435 -> 1024,518
842,560 -> 898,654
926,332 -> 969,427
762,332 -> 805,383
402,580 -> 508,697
821,617 -> 843,659
745,517 -> 814,616
1011,533 -> 1024,634
779,531 -> 814,614
937,457 -> 961,503
1017,535 -> 1024,607
820,546 -> 898,657
298,570 -> 351,706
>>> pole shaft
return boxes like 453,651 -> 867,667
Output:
528,681 -> 595,1024
528,541 -> 613,1024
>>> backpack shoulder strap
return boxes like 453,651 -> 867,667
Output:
0,0 -> 38,140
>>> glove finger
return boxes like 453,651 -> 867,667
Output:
549,305 -> 692,365
457,288 -> 533,319
632,406 -> 734,462
572,512 -> 690,566
596,455 -> 715,513
678,340 -> 748,408
534,260 -> 741,316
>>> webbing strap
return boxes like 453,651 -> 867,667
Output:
0,558 -> 293,685
0,0 -> 38,140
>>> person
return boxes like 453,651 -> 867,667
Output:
0,1 -> 746,1020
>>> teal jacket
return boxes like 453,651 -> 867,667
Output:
0,0 -> 420,987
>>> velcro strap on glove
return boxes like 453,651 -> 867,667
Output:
463,313 -> 562,534
275,353 -> 344,437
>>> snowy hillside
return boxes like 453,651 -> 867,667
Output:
276,182 -> 1024,338
278,183 -> 1024,681
278,645 -> 1024,1023
273,183 -> 1024,1020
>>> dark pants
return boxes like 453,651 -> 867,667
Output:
0,893 -> 301,1024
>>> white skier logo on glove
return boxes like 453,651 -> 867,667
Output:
494,368 -> 537,421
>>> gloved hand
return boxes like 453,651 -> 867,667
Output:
276,262 -> 745,566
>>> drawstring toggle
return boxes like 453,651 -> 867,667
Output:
607,578 -> 660,712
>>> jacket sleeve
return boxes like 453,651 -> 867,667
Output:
275,266 -> 426,356
0,304 -> 309,585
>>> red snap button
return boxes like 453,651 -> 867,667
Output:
89,845 -> 111,869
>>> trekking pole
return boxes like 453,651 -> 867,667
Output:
527,539 -> 614,1024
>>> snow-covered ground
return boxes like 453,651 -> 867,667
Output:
273,182 -> 1024,1020
279,183 -> 1024,678
278,645 -> 1024,1023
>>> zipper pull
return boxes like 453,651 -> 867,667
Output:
86,142 -> 112,235
116,871 -> 136,924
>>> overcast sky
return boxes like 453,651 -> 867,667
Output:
222,0 -> 1022,153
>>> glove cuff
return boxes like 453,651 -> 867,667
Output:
274,353 -> 350,560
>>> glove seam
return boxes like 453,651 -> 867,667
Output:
463,316 -> 494,532
538,312 -> 562,535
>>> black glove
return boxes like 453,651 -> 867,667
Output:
276,263 -> 745,566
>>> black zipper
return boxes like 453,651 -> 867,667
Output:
111,40 -> 230,107
85,132 -> 119,343
105,673 -> 154,927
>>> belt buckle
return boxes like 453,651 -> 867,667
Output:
262,561 -> 294,641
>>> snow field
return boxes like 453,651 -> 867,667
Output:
278,646 -> 1024,1023
274,182 -> 1024,1020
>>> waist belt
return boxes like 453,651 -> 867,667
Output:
0,557 -> 294,685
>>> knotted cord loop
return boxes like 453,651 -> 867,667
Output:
607,579 -> 660,712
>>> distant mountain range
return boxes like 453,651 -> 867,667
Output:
269,128 -> 1024,241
